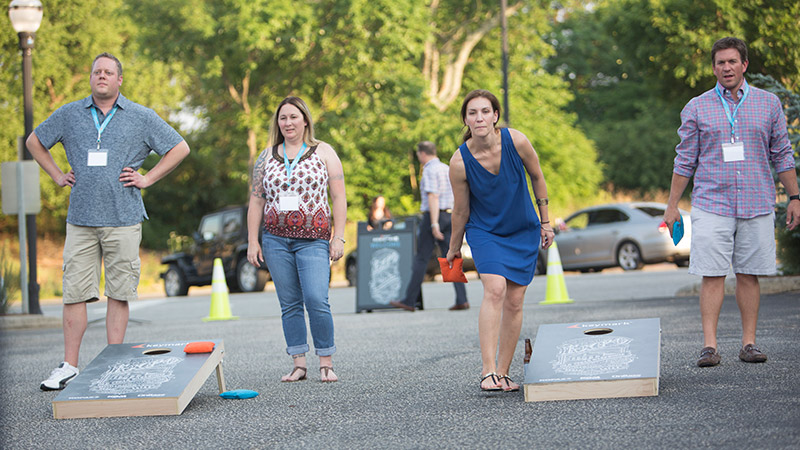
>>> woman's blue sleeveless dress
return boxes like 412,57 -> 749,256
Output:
459,128 -> 541,285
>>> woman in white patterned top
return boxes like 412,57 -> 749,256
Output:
247,97 -> 347,383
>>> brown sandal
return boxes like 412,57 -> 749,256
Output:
320,366 -> 338,383
281,366 -> 307,382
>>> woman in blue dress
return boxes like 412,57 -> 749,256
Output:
446,90 -> 555,392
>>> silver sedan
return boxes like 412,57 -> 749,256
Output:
539,202 -> 691,272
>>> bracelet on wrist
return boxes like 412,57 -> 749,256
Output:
431,223 -> 440,229
790,194 -> 800,202
535,198 -> 549,206
334,236 -> 346,244
541,221 -> 550,224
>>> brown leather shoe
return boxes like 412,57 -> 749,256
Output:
697,347 -> 721,367
449,302 -> 470,311
739,344 -> 767,363
389,301 -> 414,312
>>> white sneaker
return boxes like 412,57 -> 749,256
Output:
40,362 -> 79,391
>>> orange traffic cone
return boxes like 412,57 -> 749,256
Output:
539,242 -> 574,304
203,258 -> 238,321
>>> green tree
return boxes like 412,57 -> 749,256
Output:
0,0 -> 187,236
750,74 -> 800,274
546,0 -> 800,193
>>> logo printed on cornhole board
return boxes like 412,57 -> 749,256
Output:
52,340 -> 226,419
524,318 -> 660,402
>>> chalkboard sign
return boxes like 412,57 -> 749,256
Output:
524,318 -> 660,402
355,218 -> 417,312
53,339 -> 225,419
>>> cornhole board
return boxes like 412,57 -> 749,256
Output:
524,318 -> 660,402
53,339 -> 225,419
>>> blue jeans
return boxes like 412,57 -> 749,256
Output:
261,232 -> 336,356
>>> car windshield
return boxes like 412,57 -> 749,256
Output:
635,206 -> 666,217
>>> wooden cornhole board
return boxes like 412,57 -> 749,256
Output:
524,318 -> 660,402
53,339 -> 225,419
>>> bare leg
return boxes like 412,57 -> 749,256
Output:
478,274 -> 506,389
63,302 -> 88,367
700,276 -> 726,349
319,355 -> 338,382
496,281 -> 527,391
735,273 -> 760,346
106,298 -> 129,344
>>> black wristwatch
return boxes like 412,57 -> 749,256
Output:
790,194 -> 800,202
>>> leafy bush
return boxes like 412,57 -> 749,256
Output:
0,244 -> 21,314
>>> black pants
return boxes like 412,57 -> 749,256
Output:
401,211 -> 468,306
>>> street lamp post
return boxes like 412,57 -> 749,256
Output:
9,0 -> 43,314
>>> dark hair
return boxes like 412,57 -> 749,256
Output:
711,37 -> 748,64
92,52 -> 123,77
369,196 -> 392,221
460,89 -> 501,142
416,141 -> 437,156
268,96 -> 319,147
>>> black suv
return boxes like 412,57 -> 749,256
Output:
160,205 -> 269,296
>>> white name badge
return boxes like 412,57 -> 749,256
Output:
88,149 -> 108,167
279,195 -> 300,211
722,142 -> 744,162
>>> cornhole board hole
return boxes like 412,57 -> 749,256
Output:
53,339 -> 225,419
524,318 -> 660,402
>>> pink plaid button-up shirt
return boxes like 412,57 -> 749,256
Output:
673,81 -> 794,218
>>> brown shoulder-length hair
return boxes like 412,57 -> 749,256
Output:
460,89 -> 501,143
267,96 -> 320,147
369,196 -> 392,220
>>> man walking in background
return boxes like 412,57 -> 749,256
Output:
391,141 -> 469,312
664,37 -> 800,367
27,52 -> 190,389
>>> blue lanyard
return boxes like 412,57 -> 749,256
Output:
90,105 -> 118,149
714,82 -> 749,144
283,142 -> 307,185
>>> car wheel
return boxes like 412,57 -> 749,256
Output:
164,265 -> 189,297
346,258 -> 357,287
617,241 -> 644,271
235,256 -> 268,292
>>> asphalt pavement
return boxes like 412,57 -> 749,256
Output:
1,279 -> 799,449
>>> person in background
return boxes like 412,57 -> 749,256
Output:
247,96 -> 347,383
390,141 -> 469,312
29,52 -> 190,390
447,89 -> 554,392
366,195 -> 393,231
664,37 -> 800,367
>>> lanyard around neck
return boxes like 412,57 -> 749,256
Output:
283,142 -> 308,184
714,82 -> 749,144
90,105 -> 118,149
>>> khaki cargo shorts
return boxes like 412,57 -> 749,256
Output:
62,223 -> 142,304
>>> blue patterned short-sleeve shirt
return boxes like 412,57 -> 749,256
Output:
34,94 -> 184,227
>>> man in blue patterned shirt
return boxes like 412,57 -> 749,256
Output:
664,37 -> 800,367
27,53 -> 190,389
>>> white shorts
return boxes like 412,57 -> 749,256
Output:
688,207 -> 776,277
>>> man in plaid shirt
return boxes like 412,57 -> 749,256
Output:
390,141 -> 468,311
664,37 -> 800,367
